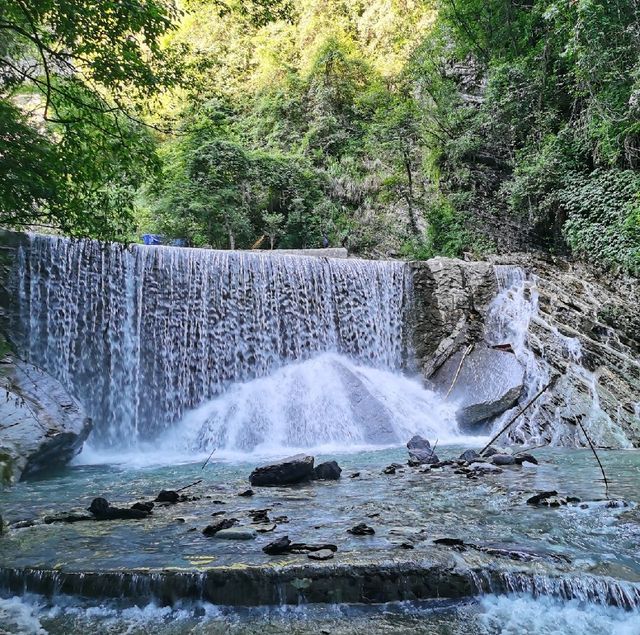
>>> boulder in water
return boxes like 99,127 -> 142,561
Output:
202,518 -> 238,536
215,528 -> 257,540
312,461 -> 342,480
491,454 -> 516,466
407,435 -> 431,451
263,536 -> 292,555
249,454 -> 315,486
408,448 -> 439,466
430,344 -> 524,426
155,490 -> 179,503
308,549 -> 334,561
88,497 -> 149,521
347,523 -> 375,536
459,449 -> 480,463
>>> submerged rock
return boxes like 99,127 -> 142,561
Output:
348,523 -> 375,536
491,454 -> 516,466
202,518 -> 238,536
238,489 -> 254,497
215,528 -> 257,540
155,490 -> 179,503
131,501 -> 154,513
44,512 -> 93,524
526,490 -> 559,505
249,454 -> 314,486
312,460 -> 342,480
308,549 -> 334,561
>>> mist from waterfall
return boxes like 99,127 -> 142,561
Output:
15,234 -> 461,454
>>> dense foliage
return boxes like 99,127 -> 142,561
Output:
0,0 -> 180,237
2,0 -> 639,272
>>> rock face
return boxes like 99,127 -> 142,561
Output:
429,344 -> 524,426
410,258 -> 497,378
0,355 -> 92,484
249,454 -> 315,486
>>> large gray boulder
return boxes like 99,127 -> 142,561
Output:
0,356 -> 92,484
249,454 -> 315,486
431,344 -> 524,426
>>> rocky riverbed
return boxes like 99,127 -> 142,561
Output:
1,445 -> 639,608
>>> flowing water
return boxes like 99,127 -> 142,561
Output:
5,235 -> 640,633
15,235 -> 413,447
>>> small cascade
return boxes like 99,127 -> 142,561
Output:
14,235 -> 415,447
485,265 -> 631,446
472,569 -> 640,610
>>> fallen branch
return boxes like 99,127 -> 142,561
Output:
176,479 -> 203,493
445,343 -> 474,400
479,377 -> 558,456
201,447 -> 217,470
576,418 -> 610,500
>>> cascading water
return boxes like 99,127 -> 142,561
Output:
14,234 -> 458,453
486,265 -> 631,447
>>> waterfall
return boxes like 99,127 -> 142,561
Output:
14,234 -> 437,448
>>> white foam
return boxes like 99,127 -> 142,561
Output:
75,353 -> 480,468
478,593 -> 640,634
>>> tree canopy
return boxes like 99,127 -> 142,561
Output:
1,0 -> 638,273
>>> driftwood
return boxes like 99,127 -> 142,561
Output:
479,377 -> 557,456
445,344 -> 474,400
176,479 -> 203,493
201,447 -> 217,470
576,417 -> 610,500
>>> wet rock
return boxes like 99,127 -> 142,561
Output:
471,542 -> 571,564
514,454 -> 539,465
202,518 -> 238,536
526,490 -> 559,505
289,543 -> 338,554
483,447 -> 500,458
491,454 -> 516,466
263,536 -> 292,555
249,509 -> 270,523
459,449 -> 480,463
273,515 -> 289,523
407,435 -> 431,451
434,537 -> 465,549
347,523 -> 375,536
399,542 -> 415,549
88,497 -> 149,521
11,519 -> 39,529
430,344 -> 524,426
249,454 -> 314,486
131,502 -> 154,513
383,463 -> 403,475
215,528 -> 257,540
605,499 -> 629,509
44,512 -> 93,524
468,462 -> 503,474
155,490 -> 179,504
308,549 -> 334,561
408,448 -> 439,466
349,472 -> 361,478
0,357 -> 92,484
256,523 -> 276,533
238,489 -> 254,497
312,460 -> 342,480
211,511 -> 226,517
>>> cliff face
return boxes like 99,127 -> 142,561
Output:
411,255 -> 640,447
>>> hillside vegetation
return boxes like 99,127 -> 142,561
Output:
1,0 -> 639,272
